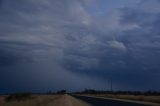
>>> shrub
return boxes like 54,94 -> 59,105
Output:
56,90 -> 66,94
5,93 -> 32,102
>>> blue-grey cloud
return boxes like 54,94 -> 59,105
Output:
0,0 -> 160,93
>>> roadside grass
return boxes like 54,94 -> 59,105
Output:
5,93 -> 33,102
88,94 -> 160,104
0,94 -> 90,106
0,94 -> 61,106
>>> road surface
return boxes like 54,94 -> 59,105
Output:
73,95 -> 150,106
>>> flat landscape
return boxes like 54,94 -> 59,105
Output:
0,1 -> 160,106
0,94 -> 90,106
74,94 -> 160,106
85,94 -> 160,105
1,94 -> 160,106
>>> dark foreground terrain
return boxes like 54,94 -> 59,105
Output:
0,94 -> 159,106
0,94 -> 90,106
73,95 -> 153,106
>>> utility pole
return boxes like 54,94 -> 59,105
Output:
107,77 -> 113,92
110,78 -> 112,92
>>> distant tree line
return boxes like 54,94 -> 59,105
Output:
74,89 -> 160,96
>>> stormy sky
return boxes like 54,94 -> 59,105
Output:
0,0 -> 160,93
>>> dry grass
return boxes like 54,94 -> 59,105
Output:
88,94 -> 160,104
0,94 -> 90,106
0,95 -> 61,106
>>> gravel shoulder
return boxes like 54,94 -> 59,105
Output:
49,94 -> 91,106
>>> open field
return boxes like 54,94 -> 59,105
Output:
85,94 -> 160,105
0,94 -> 90,106
1,93 -> 160,106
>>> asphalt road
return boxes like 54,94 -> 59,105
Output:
73,95 -> 150,106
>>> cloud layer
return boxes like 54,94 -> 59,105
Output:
0,0 -> 160,93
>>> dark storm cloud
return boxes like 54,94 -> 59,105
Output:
0,0 -> 2,6
0,0 -> 107,93
62,0 -> 160,90
118,0 -> 160,71
0,0 -> 160,92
